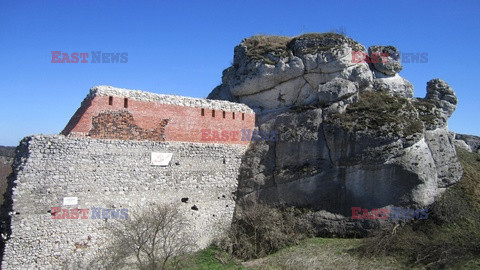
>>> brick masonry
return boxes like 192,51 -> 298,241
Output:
61,86 -> 256,145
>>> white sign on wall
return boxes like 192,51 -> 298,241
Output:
151,152 -> 173,166
63,197 -> 78,206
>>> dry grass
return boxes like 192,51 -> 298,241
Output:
243,35 -> 291,64
241,32 -> 364,64
243,238 -> 406,270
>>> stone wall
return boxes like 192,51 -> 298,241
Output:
2,135 -> 247,269
62,86 -> 256,145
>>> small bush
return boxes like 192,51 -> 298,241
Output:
217,202 -> 313,261
101,204 -> 196,270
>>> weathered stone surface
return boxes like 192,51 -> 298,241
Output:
208,33 -> 374,112
237,77 -> 308,110
318,78 -> 358,106
454,139 -> 472,152
455,133 -> 480,153
425,78 -> 458,121
424,128 -> 463,187
372,72 -> 414,98
368,45 -> 402,75
230,56 -> 304,97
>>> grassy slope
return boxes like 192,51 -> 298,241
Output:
243,238 -> 406,270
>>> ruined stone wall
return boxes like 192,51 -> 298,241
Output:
62,86 -> 256,144
2,135 -> 247,269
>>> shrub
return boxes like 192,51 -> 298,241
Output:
217,202 -> 312,261
101,204 -> 196,270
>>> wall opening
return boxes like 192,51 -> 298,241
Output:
201,108 -> 205,116
242,113 -> 245,120
233,112 -> 235,119
108,96 -> 113,106
124,98 -> 128,108
212,110 -> 215,117
223,111 -> 226,118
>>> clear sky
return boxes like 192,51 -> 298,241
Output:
1,0 -> 479,146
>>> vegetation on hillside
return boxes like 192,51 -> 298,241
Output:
327,91 -> 424,137
0,146 -> 15,158
216,202 -> 313,261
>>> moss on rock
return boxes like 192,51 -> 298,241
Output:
327,91 -> 424,137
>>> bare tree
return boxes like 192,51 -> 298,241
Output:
104,204 -> 196,270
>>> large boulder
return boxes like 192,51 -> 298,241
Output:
425,78 -> 458,122
208,32 -> 464,236
208,33 -> 373,112
368,45 -> 402,75
367,45 -> 413,98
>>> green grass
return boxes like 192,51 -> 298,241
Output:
173,246 -> 244,270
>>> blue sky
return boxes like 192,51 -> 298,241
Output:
1,0 -> 479,146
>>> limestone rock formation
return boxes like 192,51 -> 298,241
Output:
455,133 -> 480,153
208,33 -> 463,236
208,33 -> 373,111
208,33 -> 420,110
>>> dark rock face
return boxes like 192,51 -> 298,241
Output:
234,94 -> 460,235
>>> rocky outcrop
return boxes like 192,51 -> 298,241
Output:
208,33 -> 373,111
368,46 -> 413,98
208,33 -> 464,236
455,134 -> 480,153
208,33 -> 418,111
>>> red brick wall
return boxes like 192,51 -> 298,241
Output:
62,95 -> 256,145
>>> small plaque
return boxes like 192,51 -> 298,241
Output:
63,197 -> 78,206
151,152 -> 173,166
